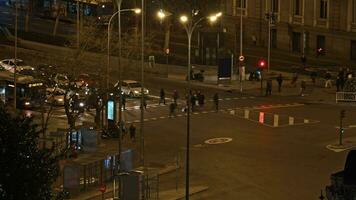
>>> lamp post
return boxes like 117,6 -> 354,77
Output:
179,12 -> 221,200
239,5 -> 243,93
265,11 -> 275,72
13,0 -> 18,110
106,5 -> 141,199
140,0 -> 145,168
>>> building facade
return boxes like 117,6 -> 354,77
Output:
220,0 -> 356,63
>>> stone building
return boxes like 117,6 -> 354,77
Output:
220,0 -> 356,64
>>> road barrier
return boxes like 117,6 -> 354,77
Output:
336,92 -> 356,103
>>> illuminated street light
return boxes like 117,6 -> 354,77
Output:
106,6 -> 141,199
180,15 -> 188,23
157,9 -> 166,19
178,11 -> 222,200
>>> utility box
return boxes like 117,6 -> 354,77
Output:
121,170 -> 145,200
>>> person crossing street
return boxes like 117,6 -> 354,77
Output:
159,88 -> 166,105
213,93 -> 219,112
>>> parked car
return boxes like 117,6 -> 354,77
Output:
114,80 -> 149,97
0,59 -> 34,73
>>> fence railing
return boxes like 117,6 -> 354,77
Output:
336,92 -> 356,103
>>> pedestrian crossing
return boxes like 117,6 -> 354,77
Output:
123,102 -> 311,127
123,96 -> 256,111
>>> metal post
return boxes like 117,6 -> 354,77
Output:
239,6 -> 243,93
339,110 -> 345,146
117,1 -> 123,199
185,30 -> 191,200
267,12 -> 271,72
76,0 -> 79,48
14,1 -> 18,110
140,0 -> 145,168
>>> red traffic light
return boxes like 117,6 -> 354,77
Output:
258,59 -> 267,68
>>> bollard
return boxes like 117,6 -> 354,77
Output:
273,114 -> 279,127
244,109 -> 250,119
289,117 -> 294,125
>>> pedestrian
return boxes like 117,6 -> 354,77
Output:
169,102 -> 176,117
265,79 -> 272,96
300,80 -> 306,96
143,96 -> 147,109
276,74 -> 283,93
336,75 -> 341,92
190,93 -> 196,112
129,124 -> 136,142
291,72 -> 298,87
325,71 -> 332,88
173,90 -> 179,104
213,93 -> 219,111
338,68 -> 345,91
159,88 -> 166,105
198,91 -> 205,106
121,94 -> 126,110
310,71 -> 317,85
301,54 -> 307,68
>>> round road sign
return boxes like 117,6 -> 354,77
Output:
99,184 -> 106,193
204,137 -> 233,145
239,55 -> 245,62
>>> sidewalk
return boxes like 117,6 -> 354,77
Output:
162,70 -> 342,105
71,165 -> 208,200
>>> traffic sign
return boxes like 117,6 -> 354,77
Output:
239,55 -> 245,62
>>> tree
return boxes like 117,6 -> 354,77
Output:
0,105 -> 61,200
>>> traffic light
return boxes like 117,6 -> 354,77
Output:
258,59 -> 267,69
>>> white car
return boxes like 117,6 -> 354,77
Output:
114,80 -> 149,97
0,59 -> 34,73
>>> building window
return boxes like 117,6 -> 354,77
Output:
292,32 -> 301,52
271,0 -> 279,13
320,0 -> 328,19
293,0 -> 302,16
351,40 -> 356,60
237,0 -> 247,8
353,0 -> 356,23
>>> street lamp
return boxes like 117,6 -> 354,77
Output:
13,0 -> 18,110
107,7 -> 141,92
179,12 -> 222,200
265,11 -> 276,72
106,6 -> 141,199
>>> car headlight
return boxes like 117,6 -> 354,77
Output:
24,101 -> 30,106
79,102 -> 85,107
145,89 -> 149,93
57,98 -> 64,102
134,90 -> 139,94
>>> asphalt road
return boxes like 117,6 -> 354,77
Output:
31,76 -> 356,200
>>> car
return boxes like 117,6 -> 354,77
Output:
46,87 -> 65,106
75,73 -> 98,88
0,59 -> 33,73
114,80 -> 149,97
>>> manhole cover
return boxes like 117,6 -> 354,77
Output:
204,137 -> 233,145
